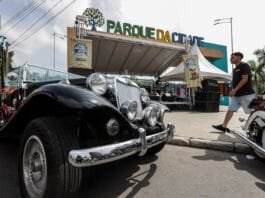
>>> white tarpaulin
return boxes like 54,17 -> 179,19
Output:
160,45 -> 232,81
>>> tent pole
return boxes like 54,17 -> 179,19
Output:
192,88 -> 195,107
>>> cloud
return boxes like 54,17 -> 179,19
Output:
1,0 -> 88,68
1,0 -> 264,75
90,0 -> 122,21
0,0 -> 123,71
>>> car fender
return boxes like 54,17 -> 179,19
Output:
1,83 -> 132,135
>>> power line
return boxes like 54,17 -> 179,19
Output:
2,0 -> 43,29
10,0 -> 77,49
2,0 -> 37,27
3,0 -> 47,34
10,0 -> 64,46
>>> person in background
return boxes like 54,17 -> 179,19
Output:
212,52 -> 255,132
155,77 -> 162,95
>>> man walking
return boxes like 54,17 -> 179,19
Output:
212,52 -> 255,132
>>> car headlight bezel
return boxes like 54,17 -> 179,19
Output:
140,88 -> 150,103
86,73 -> 107,95
144,105 -> 160,127
106,118 -> 120,136
120,100 -> 138,121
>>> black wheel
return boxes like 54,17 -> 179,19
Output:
18,117 -> 82,198
146,142 -> 166,155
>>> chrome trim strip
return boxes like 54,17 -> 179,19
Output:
138,128 -> 147,156
228,128 -> 265,157
114,77 -> 121,111
68,124 -> 175,168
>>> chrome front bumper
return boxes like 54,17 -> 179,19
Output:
68,124 -> 175,168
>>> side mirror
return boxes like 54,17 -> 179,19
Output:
7,72 -> 18,81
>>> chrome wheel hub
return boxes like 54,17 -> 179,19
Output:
23,135 -> 47,198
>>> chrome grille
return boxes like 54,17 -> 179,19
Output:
115,78 -> 143,119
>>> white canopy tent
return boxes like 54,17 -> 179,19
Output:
76,29 -> 185,76
160,45 -> 232,81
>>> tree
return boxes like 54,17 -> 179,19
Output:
248,59 -> 265,93
254,48 -> 265,67
83,8 -> 105,31
248,47 -> 265,93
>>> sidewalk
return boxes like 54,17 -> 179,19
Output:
165,106 -> 253,154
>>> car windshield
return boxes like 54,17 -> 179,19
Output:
5,64 -> 86,87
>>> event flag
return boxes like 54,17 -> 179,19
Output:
183,55 -> 202,88
67,37 -> 93,69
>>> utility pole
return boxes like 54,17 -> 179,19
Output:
5,42 -> 10,74
214,17 -> 234,71
0,45 -> 4,88
0,10 -> 5,87
0,16 -> 8,88
53,32 -> 66,70
0,47 -> 3,88
53,32 -> 56,69
0,36 -> 7,88
230,18 -> 234,53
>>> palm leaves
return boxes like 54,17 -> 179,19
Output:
254,48 -> 265,66
249,47 -> 265,93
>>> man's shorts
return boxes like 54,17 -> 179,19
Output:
229,94 -> 256,114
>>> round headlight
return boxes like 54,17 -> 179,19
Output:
140,88 -> 150,103
121,100 -> 138,121
149,103 -> 164,122
86,73 -> 107,95
144,106 -> 159,126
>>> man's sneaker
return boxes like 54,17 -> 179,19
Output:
212,124 -> 227,132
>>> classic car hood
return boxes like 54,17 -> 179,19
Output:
31,83 -> 115,109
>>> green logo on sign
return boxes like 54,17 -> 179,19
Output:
83,7 -> 105,31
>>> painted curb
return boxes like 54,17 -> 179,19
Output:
167,136 -> 253,155
190,138 -> 234,152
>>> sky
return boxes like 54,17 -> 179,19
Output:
0,0 -> 264,73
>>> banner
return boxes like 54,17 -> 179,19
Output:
183,55 -> 202,88
67,37 -> 92,69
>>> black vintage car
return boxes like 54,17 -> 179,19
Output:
0,64 -> 174,198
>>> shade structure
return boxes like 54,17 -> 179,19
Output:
81,30 -> 186,76
160,45 -> 232,81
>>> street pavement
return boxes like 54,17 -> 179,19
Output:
0,138 -> 264,198
164,106 -> 256,154
164,106 -> 246,142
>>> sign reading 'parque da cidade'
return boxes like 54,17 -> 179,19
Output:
78,7 -> 204,46
106,20 -> 204,46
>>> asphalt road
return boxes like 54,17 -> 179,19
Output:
0,138 -> 265,198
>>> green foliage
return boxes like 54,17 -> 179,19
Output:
249,47 -> 265,93
83,7 -> 105,30
254,48 -> 265,66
